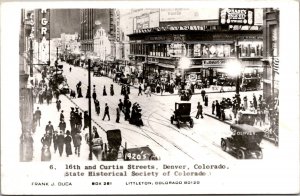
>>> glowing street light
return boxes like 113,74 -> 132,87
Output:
179,56 -> 191,91
225,59 -> 242,96
179,56 -> 191,70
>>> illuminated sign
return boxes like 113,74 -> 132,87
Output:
219,8 -> 254,26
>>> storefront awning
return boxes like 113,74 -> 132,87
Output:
158,63 -> 175,69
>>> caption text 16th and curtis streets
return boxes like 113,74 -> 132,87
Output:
48,163 -> 229,177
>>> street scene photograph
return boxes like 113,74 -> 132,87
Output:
19,8 -> 280,162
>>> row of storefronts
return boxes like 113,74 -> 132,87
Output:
127,28 -> 263,85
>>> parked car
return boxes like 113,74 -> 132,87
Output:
221,124 -> 264,159
240,77 -> 261,91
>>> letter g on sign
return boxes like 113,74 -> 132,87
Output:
41,18 -> 48,26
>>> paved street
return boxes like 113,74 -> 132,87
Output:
27,61 -> 278,162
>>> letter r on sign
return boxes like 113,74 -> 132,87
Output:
41,27 -> 47,35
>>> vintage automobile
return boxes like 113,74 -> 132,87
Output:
236,110 -> 258,126
102,129 -> 158,161
240,77 -> 261,91
123,146 -> 159,161
170,102 -> 194,128
221,124 -> 264,159
58,81 -> 70,94
93,66 -> 101,77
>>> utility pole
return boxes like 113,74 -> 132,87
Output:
88,59 -> 93,160
29,39 -> 33,77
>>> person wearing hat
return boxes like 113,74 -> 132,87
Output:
102,103 -> 110,121
52,131 -> 59,153
103,85 -> 107,96
45,121 -> 54,138
34,107 -> 42,126
64,130 -> 72,157
110,84 -> 114,96
57,131 -> 65,157
73,131 -> 82,157
56,99 -> 61,112
92,85 -> 97,100
41,132 -> 51,147
116,107 -> 120,123
58,119 -> 66,133
60,110 -> 64,122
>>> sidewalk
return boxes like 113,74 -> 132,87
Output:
129,83 -> 237,96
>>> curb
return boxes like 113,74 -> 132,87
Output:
128,84 -> 237,96
204,113 -> 277,145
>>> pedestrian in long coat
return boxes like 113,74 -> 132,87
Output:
58,119 -> 66,133
127,85 -> 130,94
103,86 -> 107,96
118,99 -> 124,112
64,131 -> 72,157
204,95 -> 208,107
138,84 -> 143,96
86,86 -> 90,98
56,99 -> 61,111
41,133 -> 52,147
102,103 -> 110,121
195,102 -> 203,119
92,85 -> 97,100
201,90 -> 206,102
46,90 -> 52,105
253,94 -> 257,110
52,131 -> 59,153
243,96 -> 248,110
38,91 -> 43,104
45,121 -> 54,138
94,99 -> 100,115
57,131 -> 65,157
116,108 -> 120,123
216,101 -> 220,118
83,111 -> 89,130
60,110 -> 64,121
73,131 -> 82,157
212,101 -> 215,115
34,107 -> 42,126
110,84 -> 114,96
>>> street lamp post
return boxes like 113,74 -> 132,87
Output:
88,58 -> 92,160
82,55 -> 92,161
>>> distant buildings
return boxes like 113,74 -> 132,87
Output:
80,9 -> 120,60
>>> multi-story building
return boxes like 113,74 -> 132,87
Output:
127,8 -> 264,84
120,9 -> 160,61
80,9 -> 119,60
262,8 -> 279,100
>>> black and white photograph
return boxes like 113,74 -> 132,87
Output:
1,1 -> 299,195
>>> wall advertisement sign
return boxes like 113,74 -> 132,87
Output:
159,8 -> 219,22
219,8 -> 254,26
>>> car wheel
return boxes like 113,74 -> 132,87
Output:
257,150 -> 263,159
241,86 -> 247,92
190,119 -> 194,128
170,116 -> 174,124
237,149 -> 245,159
221,139 -> 227,151
177,120 -> 180,129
